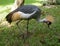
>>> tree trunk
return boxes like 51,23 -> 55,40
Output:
11,0 -> 24,11
48,0 -> 56,4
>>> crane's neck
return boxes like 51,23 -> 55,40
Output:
37,18 -> 47,23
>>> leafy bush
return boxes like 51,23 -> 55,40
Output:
56,0 -> 60,5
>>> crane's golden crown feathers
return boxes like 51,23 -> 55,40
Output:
45,15 -> 54,22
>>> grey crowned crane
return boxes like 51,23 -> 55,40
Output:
6,5 -> 54,35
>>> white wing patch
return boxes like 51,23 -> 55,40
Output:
17,11 -> 36,19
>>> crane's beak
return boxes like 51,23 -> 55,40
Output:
44,21 -> 52,28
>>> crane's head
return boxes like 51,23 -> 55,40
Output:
39,15 -> 54,28
43,15 -> 54,28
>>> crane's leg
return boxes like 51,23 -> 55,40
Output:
27,20 -> 29,35
26,20 -> 32,38
16,20 -> 21,29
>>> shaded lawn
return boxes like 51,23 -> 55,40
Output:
0,0 -> 60,46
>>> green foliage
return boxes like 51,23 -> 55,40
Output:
56,0 -> 60,5
0,0 -> 14,6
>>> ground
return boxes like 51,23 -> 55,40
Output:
0,0 -> 60,46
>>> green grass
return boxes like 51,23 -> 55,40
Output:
0,0 -> 14,6
0,0 -> 60,46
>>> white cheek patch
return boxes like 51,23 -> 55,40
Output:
17,11 -> 36,19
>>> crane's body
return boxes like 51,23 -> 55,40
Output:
6,5 -> 54,37
6,5 -> 41,23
